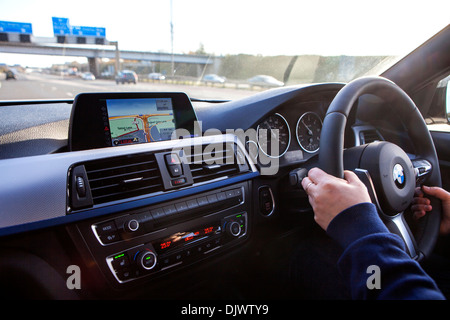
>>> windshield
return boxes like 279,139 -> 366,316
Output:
0,0 -> 448,101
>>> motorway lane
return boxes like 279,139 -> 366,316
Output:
0,73 -> 256,101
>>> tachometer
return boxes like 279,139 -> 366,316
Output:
296,112 -> 322,153
256,113 -> 291,158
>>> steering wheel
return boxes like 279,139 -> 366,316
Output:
319,76 -> 442,260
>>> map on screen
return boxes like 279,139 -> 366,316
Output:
106,98 -> 176,146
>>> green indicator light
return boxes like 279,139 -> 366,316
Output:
146,256 -> 152,260
236,214 -> 242,218
114,253 -> 125,259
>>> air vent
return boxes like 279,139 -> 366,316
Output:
187,143 -> 249,184
359,130 -> 383,145
84,152 -> 163,205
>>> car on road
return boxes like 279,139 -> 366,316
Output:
0,0 -> 449,306
247,75 -> 284,88
5,70 -> 16,80
80,72 -> 95,80
148,72 -> 166,80
202,74 -> 226,84
115,70 -> 138,84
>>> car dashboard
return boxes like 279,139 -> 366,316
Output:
0,82 -> 402,299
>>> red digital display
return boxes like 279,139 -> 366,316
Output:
160,241 -> 172,250
204,227 -> 214,234
155,224 -> 218,253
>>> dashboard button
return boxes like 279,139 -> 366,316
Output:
207,194 -> 218,204
175,201 -> 188,212
165,153 -> 181,165
186,199 -> 199,209
100,232 -> 120,244
197,196 -> 208,206
171,177 -> 186,186
168,164 -> 183,177
117,268 -> 133,281
112,254 -> 130,270
225,190 -> 236,198
97,221 -> 117,235
163,205 -> 177,216
216,192 -> 227,201
151,208 -> 165,219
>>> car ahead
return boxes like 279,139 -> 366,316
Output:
148,72 -> 166,80
202,74 -> 226,84
5,69 -> 16,80
247,75 -> 284,87
80,72 -> 95,80
115,70 -> 138,84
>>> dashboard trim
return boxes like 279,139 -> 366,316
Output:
0,134 -> 258,237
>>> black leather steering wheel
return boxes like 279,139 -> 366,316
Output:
319,76 -> 442,260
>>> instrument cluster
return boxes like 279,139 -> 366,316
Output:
254,109 -> 323,163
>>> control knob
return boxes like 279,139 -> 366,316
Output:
225,221 -> 241,237
124,219 -> 140,233
135,249 -> 157,271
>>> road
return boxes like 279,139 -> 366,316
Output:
0,72 -> 257,101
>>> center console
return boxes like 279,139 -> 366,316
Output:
65,92 -> 257,292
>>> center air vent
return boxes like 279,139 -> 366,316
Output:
187,143 -> 249,184
83,152 -> 163,205
69,141 -> 251,211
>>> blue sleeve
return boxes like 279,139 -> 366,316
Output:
326,202 -> 445,300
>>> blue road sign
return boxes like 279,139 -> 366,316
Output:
52,17 -> 106,38
52,17 -> 71,35
72,26 -> 106,38
0,20 -> 33,34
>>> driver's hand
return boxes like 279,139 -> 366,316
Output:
301,168 -> 372,231
412,186 -> 450,235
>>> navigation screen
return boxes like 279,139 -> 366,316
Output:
106,98 -> 176,146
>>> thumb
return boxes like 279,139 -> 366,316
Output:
343,170 -> 362,185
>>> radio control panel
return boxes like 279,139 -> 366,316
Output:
92,187 -> 244,246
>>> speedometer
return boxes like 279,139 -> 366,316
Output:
256,113 -> 291,158
296,112 -> 322,153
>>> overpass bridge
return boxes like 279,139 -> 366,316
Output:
0,40 -> 219,76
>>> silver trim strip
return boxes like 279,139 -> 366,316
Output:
391,213 -> 418,258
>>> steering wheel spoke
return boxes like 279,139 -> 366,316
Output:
385,213 -> 420,259
412,159 -> 432,184
353,168 -> 420,259
353,168 -> 382,211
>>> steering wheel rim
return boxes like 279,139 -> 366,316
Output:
319,76 -> 442,260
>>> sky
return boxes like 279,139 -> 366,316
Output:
0,0 -> 449,68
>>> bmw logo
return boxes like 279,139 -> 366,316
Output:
393,164 -> 406,188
